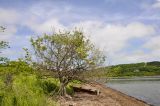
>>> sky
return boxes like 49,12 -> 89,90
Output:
0,0 -> 160,65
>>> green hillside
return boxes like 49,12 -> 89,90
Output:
108,61 -> 160,77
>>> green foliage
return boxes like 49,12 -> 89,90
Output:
30,30 -> 105,68
86,61 -> 160,78
0,41 -> 9,49
0,26 -> 5,32
28,29 -> 105,96
0,41 -> 9,63
70,80 -> 82,84
0,26 -> 9,63
0,61 -> 34,75
0,61 -> 59,106
66,85 -> 74,96
0,60 -> 80,105
40,78 -> 59,95
108,61 -> 160,77
0,74 -> 58,106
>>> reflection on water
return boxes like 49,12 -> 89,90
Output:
107,77 -> 160,106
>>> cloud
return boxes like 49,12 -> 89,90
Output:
109,51 -> 148,64
0,8 -> 19,25
73,21 -> 155,52
25,18 -> 66,34
144,35 -> 160,51
111,35 -> 160,65
25,18 -> 155,53
0,1 -> 159,65
24,16 -> 156,64
152,0 -> 160,8
69,21 -> 157,65
0,8 -> 19,41
1,35 -> 31,60
0,26 -> 17,41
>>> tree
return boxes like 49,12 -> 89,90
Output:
28,29 -> 105,96
0,26 -> 9,63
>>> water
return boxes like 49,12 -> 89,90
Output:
107,76 -> 160,106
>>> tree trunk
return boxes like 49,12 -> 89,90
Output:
58,76 -> 70,96
59,81 -> 67,96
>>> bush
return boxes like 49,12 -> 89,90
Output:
40,78 -> 59,95
0,73 -> 58,106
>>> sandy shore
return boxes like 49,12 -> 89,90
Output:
60,82 -> 150,106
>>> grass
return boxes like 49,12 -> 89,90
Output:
0,73 -> 59,106
0,62 -> 60,106
0,61 -> 80,106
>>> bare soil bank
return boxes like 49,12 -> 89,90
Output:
60,82 -> 150,106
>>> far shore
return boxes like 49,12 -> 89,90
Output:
109,75 -> 160,79
107,75 -> 160,82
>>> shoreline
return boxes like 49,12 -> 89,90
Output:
105,85 -> 152,106
60,82 -> 150,106
94,82 -> 151,106
109,75 -> 160,79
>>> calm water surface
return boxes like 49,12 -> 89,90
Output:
107,77 -> 160,106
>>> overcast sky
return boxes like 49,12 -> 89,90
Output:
0,0 -> 160,65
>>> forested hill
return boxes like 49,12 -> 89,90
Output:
108,61 -> 160,77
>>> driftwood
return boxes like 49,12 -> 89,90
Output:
72,84 -> 100,95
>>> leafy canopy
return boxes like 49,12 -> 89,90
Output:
28,29 -> 105,96
30,30 -> 105,72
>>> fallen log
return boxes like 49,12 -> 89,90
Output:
72,84 -> 100,95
